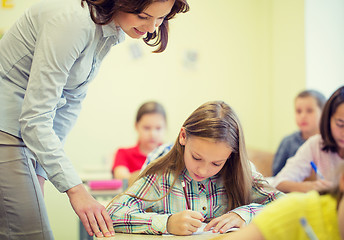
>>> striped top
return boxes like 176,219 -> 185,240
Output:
107,167 -> 283,234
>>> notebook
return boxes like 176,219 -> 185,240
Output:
163,222 -> 239,236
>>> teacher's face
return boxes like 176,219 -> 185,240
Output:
113,0 -> 175,39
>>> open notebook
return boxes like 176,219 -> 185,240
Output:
163,222 -> 239,236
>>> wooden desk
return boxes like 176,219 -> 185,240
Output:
94,232 -> 232,240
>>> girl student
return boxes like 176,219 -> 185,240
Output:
274,86 -> 344,193
213,163 -> 344,240
272,89 -> 326,176
0,0 -> 189,239
106,101 -> 283,235
112,101 -> 167,180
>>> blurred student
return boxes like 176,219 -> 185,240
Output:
107,101 -> 283,235
272,90 -> 326,176
273,86 -> 344,193
112,101 -> 166,181
212,163 -> 344,240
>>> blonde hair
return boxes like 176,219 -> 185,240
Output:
108,101 -> 254,210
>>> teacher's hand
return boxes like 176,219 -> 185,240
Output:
66,184 -> 115,238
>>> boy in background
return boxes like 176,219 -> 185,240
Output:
272,90 -> 326,176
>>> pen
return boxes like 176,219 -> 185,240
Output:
181,180 -> 191,210
310,161 -> 324,179
299,217 -> 318,240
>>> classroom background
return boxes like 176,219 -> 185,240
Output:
1,0 -> 343,239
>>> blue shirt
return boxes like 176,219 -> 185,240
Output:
272,131 -> 305,176
0,0 -> 125,192
141,143 -> 174,170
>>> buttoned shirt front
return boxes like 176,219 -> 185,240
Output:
0,0 -> 125,192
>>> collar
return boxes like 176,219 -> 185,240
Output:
101,21 -> 126,42
181,168 -> 219,185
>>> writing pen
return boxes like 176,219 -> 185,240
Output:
310,161 -> 324,179
300,217 -> 318,240
181,180 -> 191,210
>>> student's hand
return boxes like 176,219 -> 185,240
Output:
277,180 -> 334,193
299,180 -> 333,192
167,210 -> 204,235
66,184 -> 115,238
204,212 -> 245,233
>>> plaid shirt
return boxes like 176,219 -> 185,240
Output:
107,168 -> 284,234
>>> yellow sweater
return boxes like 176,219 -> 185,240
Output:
253,190 -> 340,240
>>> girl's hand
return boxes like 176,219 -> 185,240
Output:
167,210 -> 204,235
203,212 -> 245,233
66,184 -> 115,238
299,180 -> 333,192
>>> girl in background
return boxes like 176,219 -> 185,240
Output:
107,101 -> 283,235
0,0 -> 189,239
273,90 -> 326,176
112,101 -> 167,181
274,86 -> 344,193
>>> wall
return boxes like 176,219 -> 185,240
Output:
305,0 -> 344,97
1,0 -> 305,239
65,0 -> 305,171
270,0 -> 306,150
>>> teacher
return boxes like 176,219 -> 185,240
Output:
0,0 -> 189,239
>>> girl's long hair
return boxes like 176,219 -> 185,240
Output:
124,101 -> 254,211
81,0 -> 189,53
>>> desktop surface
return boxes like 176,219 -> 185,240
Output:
94,232 -> 232,240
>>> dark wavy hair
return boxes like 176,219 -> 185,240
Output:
320,86 -> 344,153
81,0 -> 189,53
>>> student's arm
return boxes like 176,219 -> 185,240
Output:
210,223 -> 264,240
107,172 -> 204,235
107,174 -> 170,234
273,136 -> 336,193
113,166 -> 131,180
213,192 -> 320,240
204,212 -> 245,233
167,210 -> 203,235
112,149 -> 131,179
128,170 -> 141,187
276,179 -> 333,193
273,139 -> 315,191
229,170 -> 284,224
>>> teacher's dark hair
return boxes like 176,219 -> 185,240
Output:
81,0 -> 189,53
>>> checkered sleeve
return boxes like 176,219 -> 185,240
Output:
230,169 -> 285,224
107,174 -> 171,234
